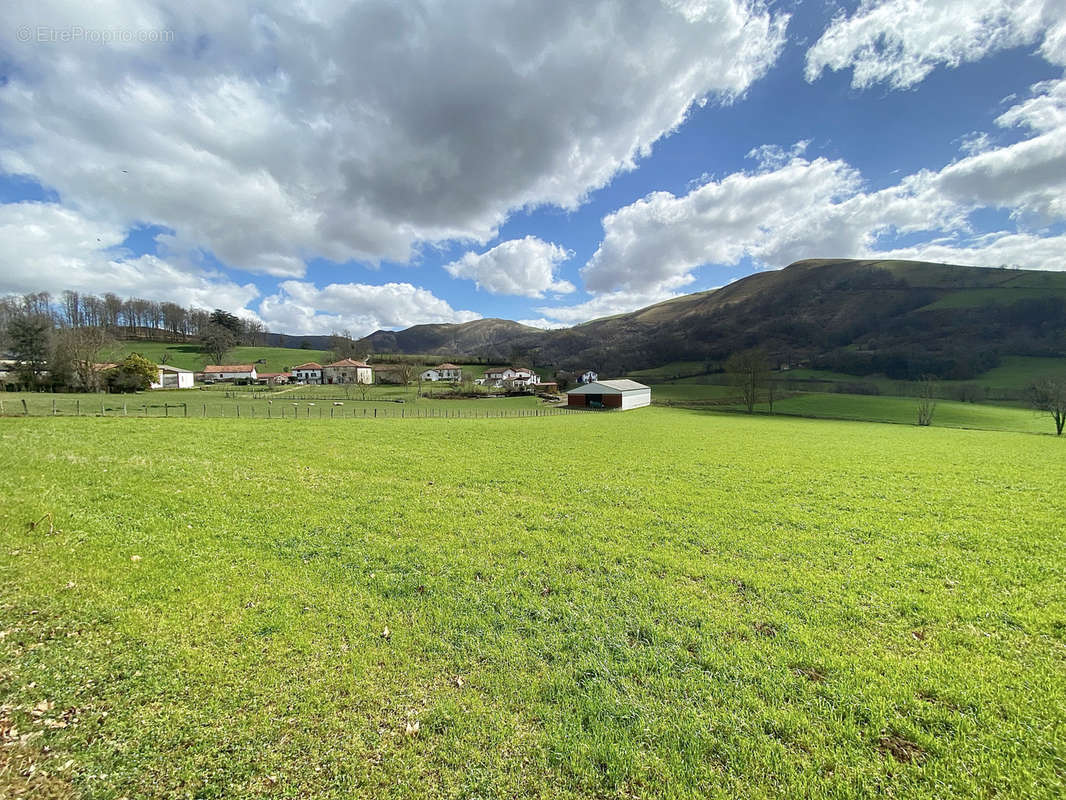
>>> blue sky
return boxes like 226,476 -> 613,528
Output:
2,0 -> 1066,335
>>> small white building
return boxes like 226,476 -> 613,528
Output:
203,364 -> 258,383
421,363 -> 463,382
292,362 -> 323,384
151,364 -> 195,389
579,370 -> 599,384
566,379 -> 651,410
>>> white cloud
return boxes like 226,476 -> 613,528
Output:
578,147 -> 966,295
536,282 -> 690,325
0,201 -> 259,309
876,231 -> 1066,270
934,77 -> 1066,223
806,0 -> 1066,90
572,72 -> 1066,302
257,280 -> 481,336
444,236 -> 575,297
516,318 -> 570,330
0,0 -> 789,273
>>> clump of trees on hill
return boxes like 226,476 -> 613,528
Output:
0,289 -> 266,389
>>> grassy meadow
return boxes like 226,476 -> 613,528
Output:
2,408 -> 1065,798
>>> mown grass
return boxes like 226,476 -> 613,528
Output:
1,410 -> 1064,798
651,385 -> 1056,435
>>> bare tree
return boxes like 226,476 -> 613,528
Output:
725,348 -> 769,413
916,375 -> 937,426
1028,376 -> 1066,435
61,290 -> 83,328
53,326 -> 115,391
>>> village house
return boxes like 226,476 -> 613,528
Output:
292,362 -> 323,384
420,363 -> 463,382
566,379 -> 651,410
579,370 -> 599,384
151,364 -> 195,389
481,366 -> 540,388
202,364 -> 257,383
322,358 -> 373,384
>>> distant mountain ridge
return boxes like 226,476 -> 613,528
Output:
318,259 -> 1066,380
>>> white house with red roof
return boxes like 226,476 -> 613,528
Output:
420,363 -> 463,382
479,366 -> 540,389
292,362 -> 323,384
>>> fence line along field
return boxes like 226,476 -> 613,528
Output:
1,408 -> 1064,799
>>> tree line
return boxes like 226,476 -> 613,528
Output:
1,290 -> 267,391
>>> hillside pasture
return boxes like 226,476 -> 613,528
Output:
111,342 -> 333,374
1,409 -> 1064,798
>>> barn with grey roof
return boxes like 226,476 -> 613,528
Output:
565,379 -> 651,410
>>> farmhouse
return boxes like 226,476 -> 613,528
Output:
322,358 -> 373,384
203,364 -> 257,383
482,366 -> 540,388
579,370 -> 599,384
151,364 -> 194,389
420,363 -> 463,382
566,379 -> 651,410
292,362 -> 323,384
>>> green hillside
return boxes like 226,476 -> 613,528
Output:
112,342 -> 332,373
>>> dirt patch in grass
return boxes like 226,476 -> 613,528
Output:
877,733 -> 927,764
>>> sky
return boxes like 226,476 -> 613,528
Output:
1,0 -> 1066,336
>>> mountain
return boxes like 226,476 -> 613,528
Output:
355,259 -> 1066,380
356,318 -> 545,359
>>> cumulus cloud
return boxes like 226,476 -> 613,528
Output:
0,202 -> 259,309
578,148 -> 965,295
935,77 -> 1066,223
0,0 -> 789,275
805,0 -> 1066,89
444,236 -> 575,297
536,281 -> 691,325
544,75 -> 1066,322
875,231 -> 1066,270
257,280 -> 480,336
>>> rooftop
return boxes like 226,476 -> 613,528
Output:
203,364 -> 255,373
567,379 -> 650,394
325,358 -> 370,368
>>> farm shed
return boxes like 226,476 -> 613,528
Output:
566,379 -> 651,410
152,364 -> 194,389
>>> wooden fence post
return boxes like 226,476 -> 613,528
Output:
22,398 -> 29,416
76,399 -> 80,416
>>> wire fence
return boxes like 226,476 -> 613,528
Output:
0,395 -> 595,420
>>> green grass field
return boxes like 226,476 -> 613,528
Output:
1,409 -> 1064,798
0,387 -> 551,419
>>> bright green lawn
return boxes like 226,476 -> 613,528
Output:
1,410 -> 1064,798
755,392 -> 1054,434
